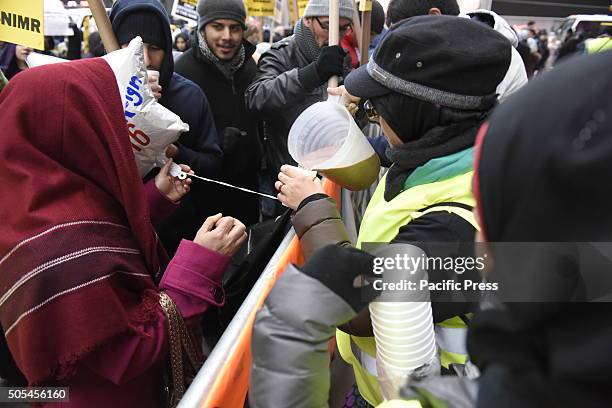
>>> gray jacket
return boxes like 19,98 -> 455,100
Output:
250,264 -> 357,408
245,36 -> 351,179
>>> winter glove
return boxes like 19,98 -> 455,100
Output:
221,127 -> 247,155
314,45 -> 347,82
300,244 -> 378,314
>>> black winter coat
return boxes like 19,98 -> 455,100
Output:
245,36 -> 352,186
175,39 -> 261,227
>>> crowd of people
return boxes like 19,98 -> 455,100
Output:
1,0 -> 612,407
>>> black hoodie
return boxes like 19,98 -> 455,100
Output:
175,28 -> 261,227
110,0 -> 223,253
470,50 -> 612,408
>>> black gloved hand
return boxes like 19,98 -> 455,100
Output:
221,127 -> 247,154
314,45 -> 347,81
300,245 -> 378,313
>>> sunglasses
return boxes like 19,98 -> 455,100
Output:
314,17 -> 352,34
364,100 -> 379,123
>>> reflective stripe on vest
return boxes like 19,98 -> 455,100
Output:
337,171 -> 477,407
376,399 -> 423,408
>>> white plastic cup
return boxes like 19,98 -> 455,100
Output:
374,328 -> 435,351
377,343 -> 437,372
376,335 -> 437,365
370,300 -> 437,390
146,69 -> 159,87
371,318 -> 434,352
371,301 -> 431,319
287,100 -> 380,190
371,309 -> 433,338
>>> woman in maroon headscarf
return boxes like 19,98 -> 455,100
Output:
0,57 -> 246,406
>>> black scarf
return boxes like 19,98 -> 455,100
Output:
372,94 -> 490,201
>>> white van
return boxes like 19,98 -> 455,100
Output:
555,14 -> 612,39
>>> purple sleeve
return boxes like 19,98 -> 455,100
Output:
144,179 -> 178,225
160,239 -> 230,318
81,239 -> 230,384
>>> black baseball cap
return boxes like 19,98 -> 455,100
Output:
345,15 -> 512,110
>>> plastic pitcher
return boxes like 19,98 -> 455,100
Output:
288,100 -> 380,191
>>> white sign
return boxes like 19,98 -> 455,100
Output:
171,0 -> 198,24
44,0 -> 73,36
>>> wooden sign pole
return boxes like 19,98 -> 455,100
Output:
328,0 -> 340,87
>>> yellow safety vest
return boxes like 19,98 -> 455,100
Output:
586,37 -> 612,54
337,170 -> 478,406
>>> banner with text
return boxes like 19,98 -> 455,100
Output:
0,0 -> 44,50
171,0 -> 198,25
245,0 -> 275,16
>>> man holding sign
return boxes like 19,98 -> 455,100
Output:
245,0 -> 354,218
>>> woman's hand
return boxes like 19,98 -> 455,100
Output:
155,159 -> 193,203
275,165 -> 324,210
194,214 -> 247,257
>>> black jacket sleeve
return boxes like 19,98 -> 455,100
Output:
245,46 -> 322,117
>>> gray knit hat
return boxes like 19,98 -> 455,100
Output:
303,0 -> 354,20
197,0 -> 247,31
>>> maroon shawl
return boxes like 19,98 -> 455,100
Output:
0,58 -> 168,384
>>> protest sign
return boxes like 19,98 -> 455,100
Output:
245,0 -> 275,17
0,0 -> 44,50
171,0 -> 198,25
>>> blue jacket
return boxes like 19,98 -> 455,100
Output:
110,0 -> 223,253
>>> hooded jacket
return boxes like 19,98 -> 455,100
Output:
110,0 -> 223,254
174,31 -> 261,227
470,50 -> 612,408
466,9 -> 527,101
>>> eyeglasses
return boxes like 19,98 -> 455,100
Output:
364,100 -> 379,122
314,17 -> 352,34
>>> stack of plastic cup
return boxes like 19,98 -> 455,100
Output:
287,100 -> 380,190
370,300 -> 437,399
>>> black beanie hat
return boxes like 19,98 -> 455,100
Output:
197,0 -> 247,32
115,10 -> 166,49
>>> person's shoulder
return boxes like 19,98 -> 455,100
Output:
270,36 -> 294,51
174,48 -> 199,69
166,73 -> 207,108
171,73 -> 204,95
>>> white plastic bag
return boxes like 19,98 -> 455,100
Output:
101,36 -> 188,177
28,37 -> 189,178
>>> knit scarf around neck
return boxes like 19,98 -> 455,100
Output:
197,30 -> 246,81
294,18 -> 322,62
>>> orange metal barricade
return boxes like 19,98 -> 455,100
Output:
199,179 -> 341,408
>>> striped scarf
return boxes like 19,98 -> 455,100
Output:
293,18 -> 322,63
